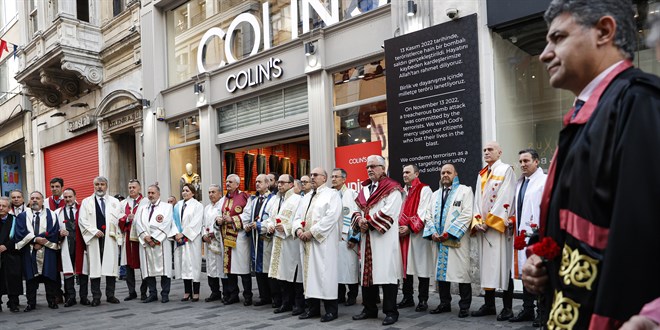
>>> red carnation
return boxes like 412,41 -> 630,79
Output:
503,204 -> 510,209
301,221 -> 306,228
101,225 -> 106,231
530,223 -> 538,229
441,232 -> 449,240
475,214 -> 482,220
276,218 -> 282,224
514,235 -> 527,250
520,230 -> 527,236
184,237 -> 189,243
225,207 -> 230,212
530,237 -> 561,261
206,227 -> 210,232
63,220 -> 68,224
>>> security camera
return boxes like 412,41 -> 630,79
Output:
156,107 -> 165,121
446,8 -> 459,20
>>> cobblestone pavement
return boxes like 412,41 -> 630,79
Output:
0,274 -> 540,329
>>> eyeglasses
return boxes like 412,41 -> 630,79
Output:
366,165 -> 384,169
310,173 -> 324,177
277,181 -> 292,184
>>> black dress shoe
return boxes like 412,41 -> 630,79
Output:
497,308 -> 514,321
243,298 -> 253,306
272,302 -> 281,308
64,298 -> 77,307
298,311 -> 320,319
458,309 -> 470,318
142,295 -> 158,303
320,313 -> 338,322
415,301 -> 428,312
48,302 -> 59,309
24,304 -> 36,312
352,311 -> 378,320
205,293 -> 222,302
344,297 -> 356,306
140,294 -> 148,301
430,303 -> 451,314
107,297 -> 121,304
254,299 -> 271,306
91,298 -> 101,307
274,305 -> 292,314
161,296 -> 169,303
510,309 -> 535,322
80,298 -> 91,306
124,293 -> 138,301
471,304 -> 496,317
224,297 -> 239,305
382,315 -> 398,326
291,308 -> 305,316
397,297 -> 415,308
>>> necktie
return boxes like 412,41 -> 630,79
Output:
33,212 -> 41,233
181,202 -> 187,220
254,196 -> 264,220
517,178 -> 529,224
571,99 -> 585,120
99,197 -> 106,216
304,190 -> 317,218
369,184 -> 376,194
149,204 -> 156,220
442,188 -> 450,210
69,207 -> 75,222
277,196 -> 284,213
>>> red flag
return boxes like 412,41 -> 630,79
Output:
0,39 -> 8,58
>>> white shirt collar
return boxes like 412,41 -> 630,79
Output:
577,60 -> 624,103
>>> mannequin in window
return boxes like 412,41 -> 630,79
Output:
180,163 -> 201,200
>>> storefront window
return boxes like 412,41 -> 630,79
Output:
167,0 -> 389,86
333,59 -> 388,163
222,137 -> 310,192
169,121 -> 202,201
217,83 -> 307,134
493,1 -> 660,171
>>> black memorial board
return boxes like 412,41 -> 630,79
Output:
385,14 -> 482,191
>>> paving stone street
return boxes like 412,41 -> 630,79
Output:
0,274 -> 540,330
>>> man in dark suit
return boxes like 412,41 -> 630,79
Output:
0,197 -> 23,312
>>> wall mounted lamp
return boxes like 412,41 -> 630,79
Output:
194,83 -> 204,94
141,99 -> 151,109
304,42 -> 315,56
407,0 -> 417,17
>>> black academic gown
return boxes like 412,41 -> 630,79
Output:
540,65 -> 660,329
0,214 -> 24,296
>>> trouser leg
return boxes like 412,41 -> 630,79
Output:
347,283 -> 359,300
338,284 -> 346,301
269,278 -> 281,305
91,277 -> 101,300
522,286 -> 536,310
145,277 -> 157,297
255,273 -> 270,301
184,279 -> 192,295
106,276 -> 116,299
64,276 -> 76,300
161,276 -> 171,298
193,282 -> 200,295
382,284 -> 399,317
308,298 -> 320,314
26,278 -> 38,306
125,267 -> 137,295
45,278 -> 57,304
293,282 -> 305,310
418,277 -> 430,302
221,277 -> 231,299
8,294 -> 19,308
208,276 -> 220,295
458,283 -> 472,310
323,299 -> 338,315
402,276 -> 414,300
361,285 -> 379,315
79,274 -> 89,300
484,289 -> 496,307
227,274 -> 239,299
279,280 -> 291,307
241,274 -> 253,300
438,281 -> 452,305
503,277 -> 514,309
139,275 -> 148,296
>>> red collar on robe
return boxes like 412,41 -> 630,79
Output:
355,177 -> 402,212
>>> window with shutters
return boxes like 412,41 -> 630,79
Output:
216,83 -> 308,134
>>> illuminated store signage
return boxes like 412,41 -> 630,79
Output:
226,57 -> 283,93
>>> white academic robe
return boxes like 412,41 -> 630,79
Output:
357,184 -> 404,285
404,185 -> 435,278
78,194 -> 122,278
472,160 -> 516,290
424,183 -> 473,283
512,167 -> 546,277
337,186 -> 360,284
240,192 -> 278,274
204,199 -> 225,279
173,198 -> 204,281
119,196 -> 149,266
292,185 -> 341,299
135,200 -> 174,278
54,205 -> 82,276
265,189 -> 303,283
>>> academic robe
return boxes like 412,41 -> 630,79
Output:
337,185 -> 360,284
46,196 -> 65,211
9,204 -> 25,216
539,62 -> 660,329
54,204 -> 85,276
172,198 -> 204,281
512,167 -> 545,278
403,184 -> 435,278
135,200 -> 174,278
352,178 -> 404,286
471,159 -> 516,290
240,192 -> 277,274
265,188 -> 303,283
119,195 -> 148,269
215,190 -> 250,275
14,208 -> 60,281
423,178 -> 473,283
292,185 -> 341,299
0,214 -> 23,296
78,194 -> 122,278
203,199 -> 224,279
